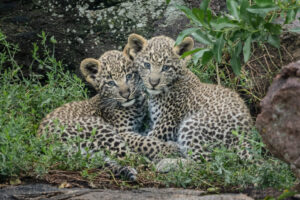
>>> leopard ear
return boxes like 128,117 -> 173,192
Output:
123,44 -> 134,61
80,58 -> 101,86
124,33 -> 147,60
173,37 -> 194,56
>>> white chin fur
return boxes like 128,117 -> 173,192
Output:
147,89 -> 161,95
122,99 -> 136,107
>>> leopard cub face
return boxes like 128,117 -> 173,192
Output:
124,34 -> 194,95
81,50 -> 141,107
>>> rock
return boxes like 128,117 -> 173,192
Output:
0,1 -> 18,13
256,60 -> 300,179
0,183 -> 91,200
185,0 -> 227,14
73,188 -> 253,200
293,48 -> 300,59
0,184 -> 254,200
0,0 -> 190,75
276,12 -> 300,33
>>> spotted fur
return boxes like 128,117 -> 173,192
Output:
125,34 -> 253,161
38,50 -> 180,180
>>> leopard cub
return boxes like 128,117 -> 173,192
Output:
125,34 -> 253,161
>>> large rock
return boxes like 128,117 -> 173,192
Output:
0,184 -> 254,200
0,0 -> 230,75
256,60 -> 300,178
73,188 -> 254,200
0,0 -> 189,75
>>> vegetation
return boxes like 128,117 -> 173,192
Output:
0,29 -> 296,192
175,0 -> 299,75
0,30 -> 91,178
173,0 -> 299,115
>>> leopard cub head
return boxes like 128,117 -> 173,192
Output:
80,50 -> 141,107
124,34 -> 194,95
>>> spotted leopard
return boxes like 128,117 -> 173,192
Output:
125,34 -> 253,161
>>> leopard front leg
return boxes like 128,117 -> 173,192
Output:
77,132 -> 139,181
102,157 -> 137,181
119,132 -> 182,161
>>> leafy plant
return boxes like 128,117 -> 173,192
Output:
175,0 -> 300,75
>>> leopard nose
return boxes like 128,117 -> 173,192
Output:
149,77 -> 160,88
119,88 -> 130,99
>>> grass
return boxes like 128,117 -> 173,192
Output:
155,137 -> 295,190
0,30 -> 91,179
0,30 -> 296,192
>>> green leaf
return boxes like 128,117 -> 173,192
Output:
289,27 -> 300,33
230,31 -> 244,44
191,30 -> 212,45
230,53 -> 241,76
191,49 -> 211,64
254,0 -> 274,7
201,51 -> 214,65
192,8 -> 212,26
192,8 -> 202,20
210,17 -> 239,30
247,6 -> 278,14
230,42 -> 242,75
166,0 -> 171,4
243,36 -> 252,63
267,35 -> 280,48
213,35 -> 225,63
240,0 -> 250,22
177,5 -> 200,24
284,8 -> 296,24
264,23 -> 281,35
200,0 -> 210,11
50,36 -> 57,44
191,0 -> 212,28
236,41 -> 243,55
204,9 -> 213,24
227,0 -> 240,20
181,48 -> 203,59
192,8 -> 205,25
175,28 -> 200,45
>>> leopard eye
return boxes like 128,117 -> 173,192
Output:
107,81 -> 116,87
144,62 -> 151,69
162,65 -> 170,72
126,73 -> 133,80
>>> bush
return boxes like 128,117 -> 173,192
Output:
175,0 -> 299,75
172,0 -> 299,115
